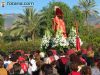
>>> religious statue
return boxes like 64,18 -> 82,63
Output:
52,6 -> 67,38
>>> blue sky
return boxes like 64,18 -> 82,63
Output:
0,0 -> 100,14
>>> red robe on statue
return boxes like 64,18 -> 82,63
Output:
52,7 -> 67,38
76,36 -> 81,51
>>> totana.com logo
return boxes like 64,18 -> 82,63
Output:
0,0 -> 34,7
1,1 -> 5,7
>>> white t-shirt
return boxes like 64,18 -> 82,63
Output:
28,59 -> 37,74
54,55 -> 59,60
91,66 -> 100,75
4,60 -> 11,68
4,60 -> 11,64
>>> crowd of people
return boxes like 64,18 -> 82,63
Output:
0,45 -> 100,75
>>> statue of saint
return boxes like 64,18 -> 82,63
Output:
52,6 -> 67,38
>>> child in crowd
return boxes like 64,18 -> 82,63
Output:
68,62 -> 81,75
81,66 -> 91,75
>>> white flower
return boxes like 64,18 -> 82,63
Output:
51,31 -> 69,48
68,27 -> 83,47
41,29 -> 51,49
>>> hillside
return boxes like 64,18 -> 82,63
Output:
3,14 -> 100,29
3,14 -> 18,29
88,15 -> 100,25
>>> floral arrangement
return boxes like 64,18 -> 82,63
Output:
41,29 -> 69,50
68,27 -> 83,48
41,27 -> 83,50
41,29 -> 51,49
51,29 -> 69,49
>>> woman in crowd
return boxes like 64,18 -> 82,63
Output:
0,59 -> 8,75
44,50 -> 55,64
68,62 -> 81,75
81,66 -> 91,75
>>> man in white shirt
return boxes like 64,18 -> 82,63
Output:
28,54 -> 37,75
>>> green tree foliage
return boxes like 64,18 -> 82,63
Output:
72,6 -> 85,35
80,26 -> 100,49
78,0 -> 98,25
77,0 -> 99,49
0,14 -> 4,32
0,40 -> 41,52
10,7 -> 41,41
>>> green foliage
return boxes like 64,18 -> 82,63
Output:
0,38 -> 41,52
80,26 -> 100,49
78,0 -> 98,25
0,14 -> 4,31
10,7 -> 41,41
72,6 -> 85,34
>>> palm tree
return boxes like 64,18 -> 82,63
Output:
10,7 -> 41,41
78,0 -> 98,25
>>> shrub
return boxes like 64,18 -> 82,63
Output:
0,37 -> 41,53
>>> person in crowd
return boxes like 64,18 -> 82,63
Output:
81,48 -> 87,64
51,49 -> 59,61
39,51 -> 45,61
51,61 -> 59,75
77,51 -> 87,65
34,50 -> 43,75
12,63 -> 22,75
68,53 -> 85,73
6,54 -> 18,74
56,51 -> 69,75
0,59 -> 8,75
44,50 -> 55,64
28,54 -> 37,75
68,62 -> 81,75
40,64 -> 57,75
18,56 -> 28,75
86,45 -> 94,66
4,55 -> 11,68
80,66 -> 91,75
91,59 -> 100,75
52,49 -> 59,60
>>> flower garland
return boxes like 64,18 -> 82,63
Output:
41,26 -> 83,50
